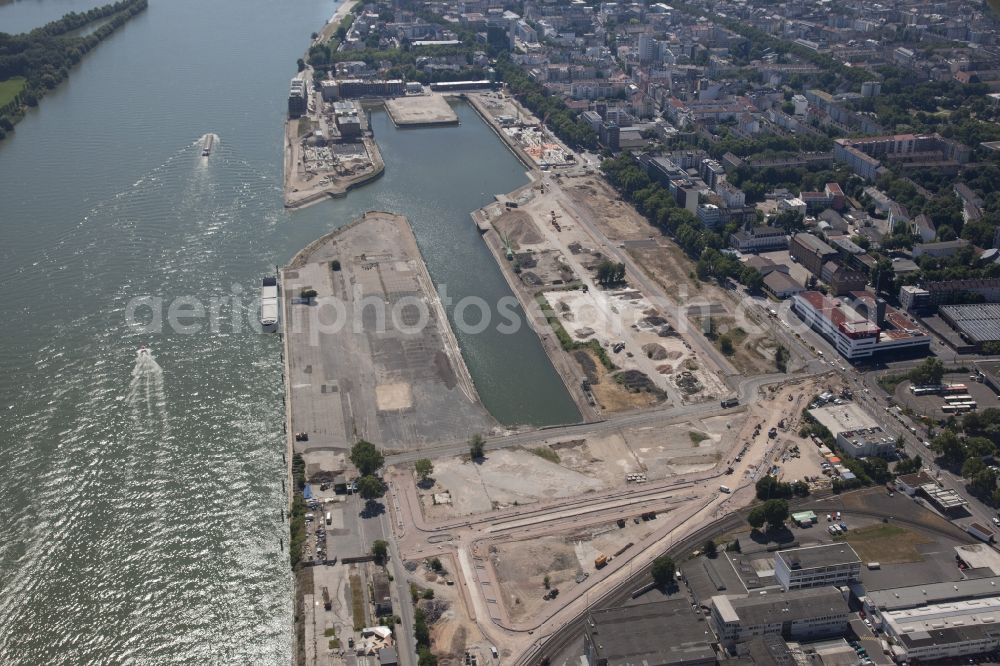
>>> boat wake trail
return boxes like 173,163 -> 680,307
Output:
128,350 -> 168,429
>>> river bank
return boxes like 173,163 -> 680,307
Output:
313,0 -> 360,48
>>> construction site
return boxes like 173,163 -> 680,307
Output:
384,373 -> 833,665
283,74 -> 836,666
282,211 -> 496,453
473,165 -> 730,414
466,91 -> 575,168
384,91 -> 459,126
284,83 -> 384,209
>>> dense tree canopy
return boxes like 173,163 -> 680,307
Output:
350,439 -> 385,476
651,555 -> 676,585
0,0 -> 147,95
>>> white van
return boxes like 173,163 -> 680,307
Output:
719,485 -> 731,494
325,512 -> 332,525
490,646 -> 499,660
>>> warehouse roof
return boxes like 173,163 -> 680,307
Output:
586,600 -> 716,665
867,577 -> 1000,611
940,304 -> 1000,344
792,233 -> 836,256
721,587 -> 849,628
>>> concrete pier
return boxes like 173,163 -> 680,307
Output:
384,93 -> 459,127
281,211 -> 495,454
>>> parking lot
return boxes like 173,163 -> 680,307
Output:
893,372 -> 1000,421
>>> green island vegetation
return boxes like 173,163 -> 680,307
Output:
0,0 -> 148,140
290,453 -> 307,568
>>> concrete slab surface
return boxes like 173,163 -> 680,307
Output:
384,93 -> 459,126
283,211 -> 494,453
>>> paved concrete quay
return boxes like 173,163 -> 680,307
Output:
281,211 -> 494,454
383,93 -> 459,127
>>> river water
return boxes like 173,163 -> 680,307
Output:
0,0 -> 578,662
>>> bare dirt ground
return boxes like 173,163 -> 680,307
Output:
737,375 -> 839,493
559,175 -> 740,333
580,347 -> 662,412
384,93 -> 458,126
490,516 -> 663,622
692,314 -> 779,376
412,556 -> 487,666
493,210 -> 544,248
418,449 -> 605,519
561,175 -> 650,240
544,287 -> 727,403
415,419 -> 737,522
627,240 -> 734,312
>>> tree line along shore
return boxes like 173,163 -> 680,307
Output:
0,0 -> 148,142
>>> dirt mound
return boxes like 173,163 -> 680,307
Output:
656,364 -> 674,374
495,210 -> 542,245
642,343 -> 667,360
419,597 -> 450,623
614,370 -> 663,395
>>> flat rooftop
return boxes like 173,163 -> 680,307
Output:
867,576 -> 1000,611
795,291 -> 927,342
808,402 -> 879,437
586,600 -> 716,665
719,587 -> 849,627
921,483 -> 968,509
956,544 -> 1000,574
776,543 -> 861,570
884,595 -> 1000,649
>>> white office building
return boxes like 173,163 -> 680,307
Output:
791,291 -> 931,360
774,544 -> 862,591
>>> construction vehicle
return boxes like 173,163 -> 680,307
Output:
595,553 -> 608,568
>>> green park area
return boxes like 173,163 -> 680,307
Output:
0,78 -> 26,110
835,524 -> 931,564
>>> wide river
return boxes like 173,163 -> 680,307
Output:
0,0 -> 579,662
